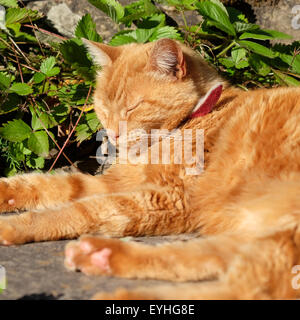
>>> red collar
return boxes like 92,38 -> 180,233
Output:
190,84 -> 223,118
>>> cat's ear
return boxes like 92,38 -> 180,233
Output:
82,38 -> 121,67
148,38 -> 187,79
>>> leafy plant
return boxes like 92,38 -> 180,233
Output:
0,3 -> 101,175
0,0 -> 299,176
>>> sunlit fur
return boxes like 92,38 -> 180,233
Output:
0,39 -> 300,299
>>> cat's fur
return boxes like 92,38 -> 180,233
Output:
0,39 -> 300,299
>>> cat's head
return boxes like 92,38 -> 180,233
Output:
83,38 -> 223,143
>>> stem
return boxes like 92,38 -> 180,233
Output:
48,85 -> 93,172
216,41 -> 236,58
181,10 -> 188,29
23,24 -> 67,41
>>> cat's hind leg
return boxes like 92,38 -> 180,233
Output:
91,282 -> 237,300
92,228 -> 300,300
64,234 -> 240,281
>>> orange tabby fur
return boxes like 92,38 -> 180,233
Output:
0,39 -> 300,299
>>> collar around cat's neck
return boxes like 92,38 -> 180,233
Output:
189,83 -> 223,119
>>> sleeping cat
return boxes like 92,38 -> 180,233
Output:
0,38 -> 300,299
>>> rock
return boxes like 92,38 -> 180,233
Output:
47,3 -> 81,38
253,0 -> 300,43
27,0 -> 299,44
27,0 -> 119,42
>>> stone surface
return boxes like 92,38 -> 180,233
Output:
47,3 -> 81,38
26,0 -> 299,43
0,234 -> 197,300
253,0 -> 300,43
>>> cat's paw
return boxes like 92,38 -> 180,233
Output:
0,218 -> 20,245
0,180 -> 19,213
64,236 -> 126,276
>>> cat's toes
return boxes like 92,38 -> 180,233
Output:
0,219 -> 18,245
64,236 -> 121,276
0,181 -> 16,213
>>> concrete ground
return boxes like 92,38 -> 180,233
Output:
0,234 -> 197,300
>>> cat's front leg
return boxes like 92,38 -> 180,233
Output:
0,172 -> 101,213
0,188 -> 187,245
0,163 -> 148,214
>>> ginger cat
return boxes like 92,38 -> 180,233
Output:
0,39 -> 300,300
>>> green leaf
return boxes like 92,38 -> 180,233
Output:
208,0 -> 228,15
240,29 -> 292,40
219,57 -> 235,68
277,53 -> 300,74
121,0 -> 158,26
75,124 -> 91,143
238,40 -> 277,58
40,56 -> 56,76
57,82 -> 92,106
46,66 -> 60,77
9,82 -> 33,95
261,29 -> 293,40
6,22 -> 36,41
26,155 -> 45,169
5,8 -> 42,25
88,0 -> 124,23
109,34 -> 137,46
231,47 -> 247,64
76,112 -> 101,143
0,72 -> 10,89
235,60 -> 249,69
33,72 -> 46,84
30,106 -> 57,131
231,47 -> 249,69
134,28 -> 156,43
53,104 -> 70,117
60,40 -> 96,80
149,26 -> 182,41
273,70 -> 300,87
136,14 -> 166,29
85,111 -> 101,132
8,141 -> 26,162
248,53 -> 271,76
27,130 -> 49,156
60,38 -> 90,65
75,13 -> 102,42
0,119 -> 32,142
233,22 -> 259,33
196,1 -> 236,36
0,0 -> 18,8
